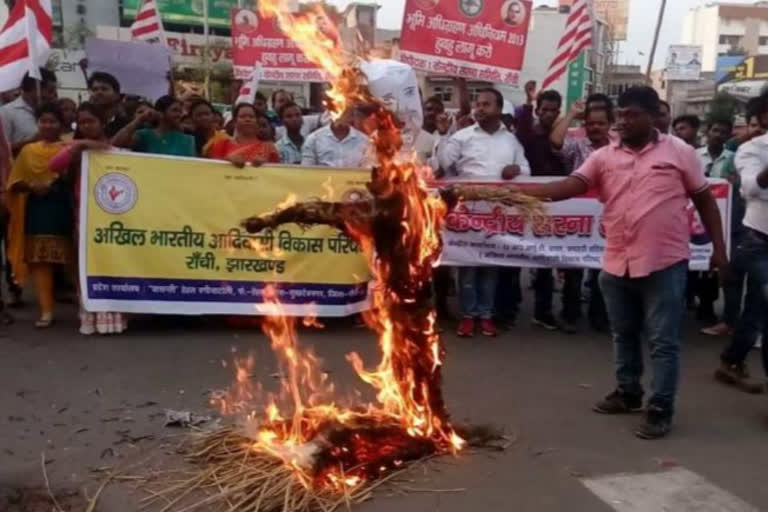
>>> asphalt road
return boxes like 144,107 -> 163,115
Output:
1,298 -> 767,511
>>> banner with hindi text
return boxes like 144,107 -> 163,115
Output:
80,152 -> 371,317
439,178 -> 732,271
231,8 -> 326,82
398,0 -> 533,86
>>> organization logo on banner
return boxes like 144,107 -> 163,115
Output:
94,173 -> 139,215
234,9 -> 260,34
459,0 -> 484,17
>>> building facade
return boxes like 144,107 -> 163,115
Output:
507,6 -> 610,106
653,71 -> 717,119
682,1 -> 768,72
605,64 -> 646,103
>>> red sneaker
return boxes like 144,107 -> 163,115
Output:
457,317 -> 475,337
480,318 -> 498,337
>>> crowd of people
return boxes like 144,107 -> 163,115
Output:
0,67 -> 767,440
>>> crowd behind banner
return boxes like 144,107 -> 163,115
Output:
0,64 -> 767,441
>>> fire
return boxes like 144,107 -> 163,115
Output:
214,0 -> 465,493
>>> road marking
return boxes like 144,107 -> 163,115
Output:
581,468 -> 760,512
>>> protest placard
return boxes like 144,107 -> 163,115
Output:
85,39 -> 172,101
230,8 -> 325,82
398,0 -> 533,86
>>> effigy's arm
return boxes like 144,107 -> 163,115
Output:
241,185 -> 545,238
242,200 -> 375,237
439,185 -> 547,219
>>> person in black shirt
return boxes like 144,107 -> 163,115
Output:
515,83 -> 583,333
87,72 -> 131,138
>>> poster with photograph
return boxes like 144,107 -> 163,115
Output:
666,45 -> 702,81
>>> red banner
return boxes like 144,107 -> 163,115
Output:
230,8 -> 325,82
398,0 -> 532,86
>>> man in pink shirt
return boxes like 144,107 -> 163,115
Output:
525,87 -> 729,440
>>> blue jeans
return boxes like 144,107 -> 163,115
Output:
587,269 -> 609,328
599,261 -> 688,416
721,228 -> 768,374
458,266 -> 498,319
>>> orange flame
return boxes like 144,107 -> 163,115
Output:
216,0 -> 465,491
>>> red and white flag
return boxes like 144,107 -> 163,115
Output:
235,63 -> 263,106
541,0 -> 594,91
131,0 -> 167,46
0,0 -> 53,93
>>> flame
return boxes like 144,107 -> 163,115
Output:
215,0 -> 464,491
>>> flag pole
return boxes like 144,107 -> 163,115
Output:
203,0 -> 211,99
646,0 -> 667,80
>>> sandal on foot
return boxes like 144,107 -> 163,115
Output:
0,311 -> 13,325
35,315 -> 54,329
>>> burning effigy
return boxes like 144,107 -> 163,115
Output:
140,3 -> 543,511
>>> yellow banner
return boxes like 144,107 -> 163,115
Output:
80,152 -> 371,316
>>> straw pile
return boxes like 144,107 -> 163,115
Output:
135,424 -> 510,512
139,428 -> 422,512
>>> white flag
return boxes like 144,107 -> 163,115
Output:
0,0 -> 53,92
131,0 -> 167,46
235,63 -> 263,105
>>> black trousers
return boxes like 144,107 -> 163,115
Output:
534,268 -> 584,322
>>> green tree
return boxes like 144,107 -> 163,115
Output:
708,92 -> 739,124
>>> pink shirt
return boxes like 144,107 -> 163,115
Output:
573,132 -> 709,278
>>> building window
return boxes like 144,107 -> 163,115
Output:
719,35 -> 742,46
433,86 -> 453,103
760,36 -> 768,46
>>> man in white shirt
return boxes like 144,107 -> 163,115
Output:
694,119 -> 735,329
438,88 -> 530,338
717,98 -> 768,389
301,112 -> 370,168
0,68 -> 58,157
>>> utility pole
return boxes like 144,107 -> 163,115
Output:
203,0 -> 211,99
646,0 -> 667,80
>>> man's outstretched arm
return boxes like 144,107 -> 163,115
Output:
524,175 -> 589,202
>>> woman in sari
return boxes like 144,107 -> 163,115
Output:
188,99 -> 228,156
205,103 -> 279,166
6,104 -> 73,328
50,102 -> 126,335
112,95 -> 196,157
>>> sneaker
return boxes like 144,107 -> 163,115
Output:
80,312 -> 95,336
593,390 -> 644,414
561,320 -> 578,334
480,318 -> 498,337
700,323 -> 732,336
696,306 -> 718,326
437,305 -> 457,323
494,318 -> 516,331
755,336 -> 763,350
634,407 -> 672,440
590,318 -> 610,333
714,362 -> 765,394
8,292 -> 23,309
532,314 -> 559,331
457,317 -> 475,338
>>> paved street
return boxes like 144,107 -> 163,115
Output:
1,298 -> 767,511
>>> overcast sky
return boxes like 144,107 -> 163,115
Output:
328,0 -> 753,70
